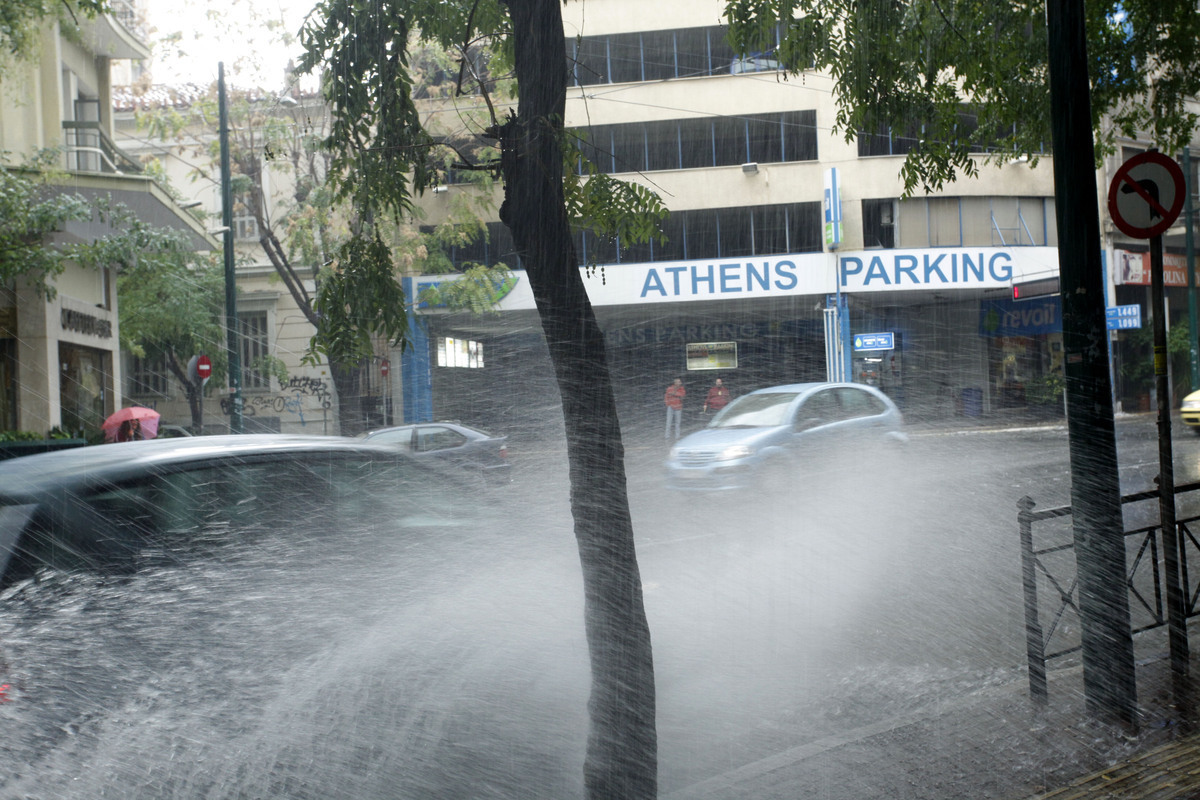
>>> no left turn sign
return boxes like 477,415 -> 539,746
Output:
1107,151 -> 1186,239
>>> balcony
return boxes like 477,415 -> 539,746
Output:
108,0 -> 148,43
78,2 -> 151,60
62,121 -> 143,175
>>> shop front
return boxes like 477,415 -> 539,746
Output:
59,341 -> 111,434
404,246 -> 1063,435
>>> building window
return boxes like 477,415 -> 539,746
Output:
892,196 -> 1054,248
240,311 -> 271,390
234,192 -> 259,241
129,354 -> 170,396
568,24 -> 783,86
572,110 -> 817,176
436,337 -> 484,368
437,203 -> 822,270
585,202 -> 821,265
862,199 -> 896,249
857,119 -> 922,157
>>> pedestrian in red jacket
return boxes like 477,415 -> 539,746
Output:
664,378 -> 686,439
704,378 -> 731,414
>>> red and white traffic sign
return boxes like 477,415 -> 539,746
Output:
1107,151 -> 1186,239
380,358 -> 390,377
195,355 -> 212,382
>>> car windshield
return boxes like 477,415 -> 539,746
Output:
708,392 -> 798,428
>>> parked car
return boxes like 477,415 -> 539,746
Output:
357,421 -> 512,484
1182,389 -> 1200,432
664,382 -> 907,492
156,424 -> 194,438
0,435 -> 478,590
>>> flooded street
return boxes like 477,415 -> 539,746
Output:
1,415 -> 1197,798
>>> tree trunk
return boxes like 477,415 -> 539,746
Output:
165,352 -> 204,433
330,359 -> 372,435
498,1 -> 657,797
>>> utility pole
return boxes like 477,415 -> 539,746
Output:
1186,148 -> 1198,392
1046,0 -> 1137,725
219,62 -> 244,434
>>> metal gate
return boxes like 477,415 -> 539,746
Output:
1018,480 -> 1200,704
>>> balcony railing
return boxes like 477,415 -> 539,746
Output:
108,0 -> 147,42
62,121 -> 143,175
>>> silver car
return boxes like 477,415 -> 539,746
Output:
664,382 -> 906,492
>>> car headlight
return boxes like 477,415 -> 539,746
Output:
1184,400 -> 1200,411
716,444 -> 753,461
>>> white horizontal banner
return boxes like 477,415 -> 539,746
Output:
414,247 -> 1062,311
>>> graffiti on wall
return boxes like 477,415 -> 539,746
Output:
219,376 -> 332,425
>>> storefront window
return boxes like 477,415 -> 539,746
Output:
59,343 -> 109,435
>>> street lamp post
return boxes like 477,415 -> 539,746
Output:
219,62 -> 244,433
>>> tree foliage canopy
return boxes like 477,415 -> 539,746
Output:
724,0 -> 1200,194
0,156 -> 93,293
0,0 -> 106,58
110,206 -> 226,378
297,0 -> 666,250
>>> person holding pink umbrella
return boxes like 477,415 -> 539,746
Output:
102,406 -> 160,442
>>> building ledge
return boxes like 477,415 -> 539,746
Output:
46,172 -> 219,250
79,8 -> 151,61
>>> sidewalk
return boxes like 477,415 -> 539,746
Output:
662,654 -> 1200,800
1033,731 -> 1200,799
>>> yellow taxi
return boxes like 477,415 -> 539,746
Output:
1182,389 -> 1200,431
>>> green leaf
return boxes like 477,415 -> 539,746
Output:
304,232 -> 410,366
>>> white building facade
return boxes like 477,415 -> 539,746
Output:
409,0 -> 1182,437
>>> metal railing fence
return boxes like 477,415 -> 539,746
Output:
1019,480 -> 1200,704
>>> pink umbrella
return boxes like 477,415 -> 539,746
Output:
102,406 -> 161,442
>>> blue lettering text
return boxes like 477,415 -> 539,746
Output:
746,261 -> 770,291
640,270 -> 666,298
895,255 -> 919,285
719,263 -> 742,293
989,253 -> 1013,282
864,257 -> 891,285
924,254 -> 949,284
840,257 -> 863,287
774,260 -> 798,290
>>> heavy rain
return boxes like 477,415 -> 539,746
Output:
2,0 -> 1200,798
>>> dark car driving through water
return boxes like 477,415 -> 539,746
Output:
664,382 -> 907,492
0,434 -> 533,797
0,434 -> 480,590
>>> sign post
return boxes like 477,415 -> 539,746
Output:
187,354 -> 213,435
1109,150 -> 1188,675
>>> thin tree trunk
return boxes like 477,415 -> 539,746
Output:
330,360 -> 366,435
498,0 -> 657,796
165,352 -> 203,432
